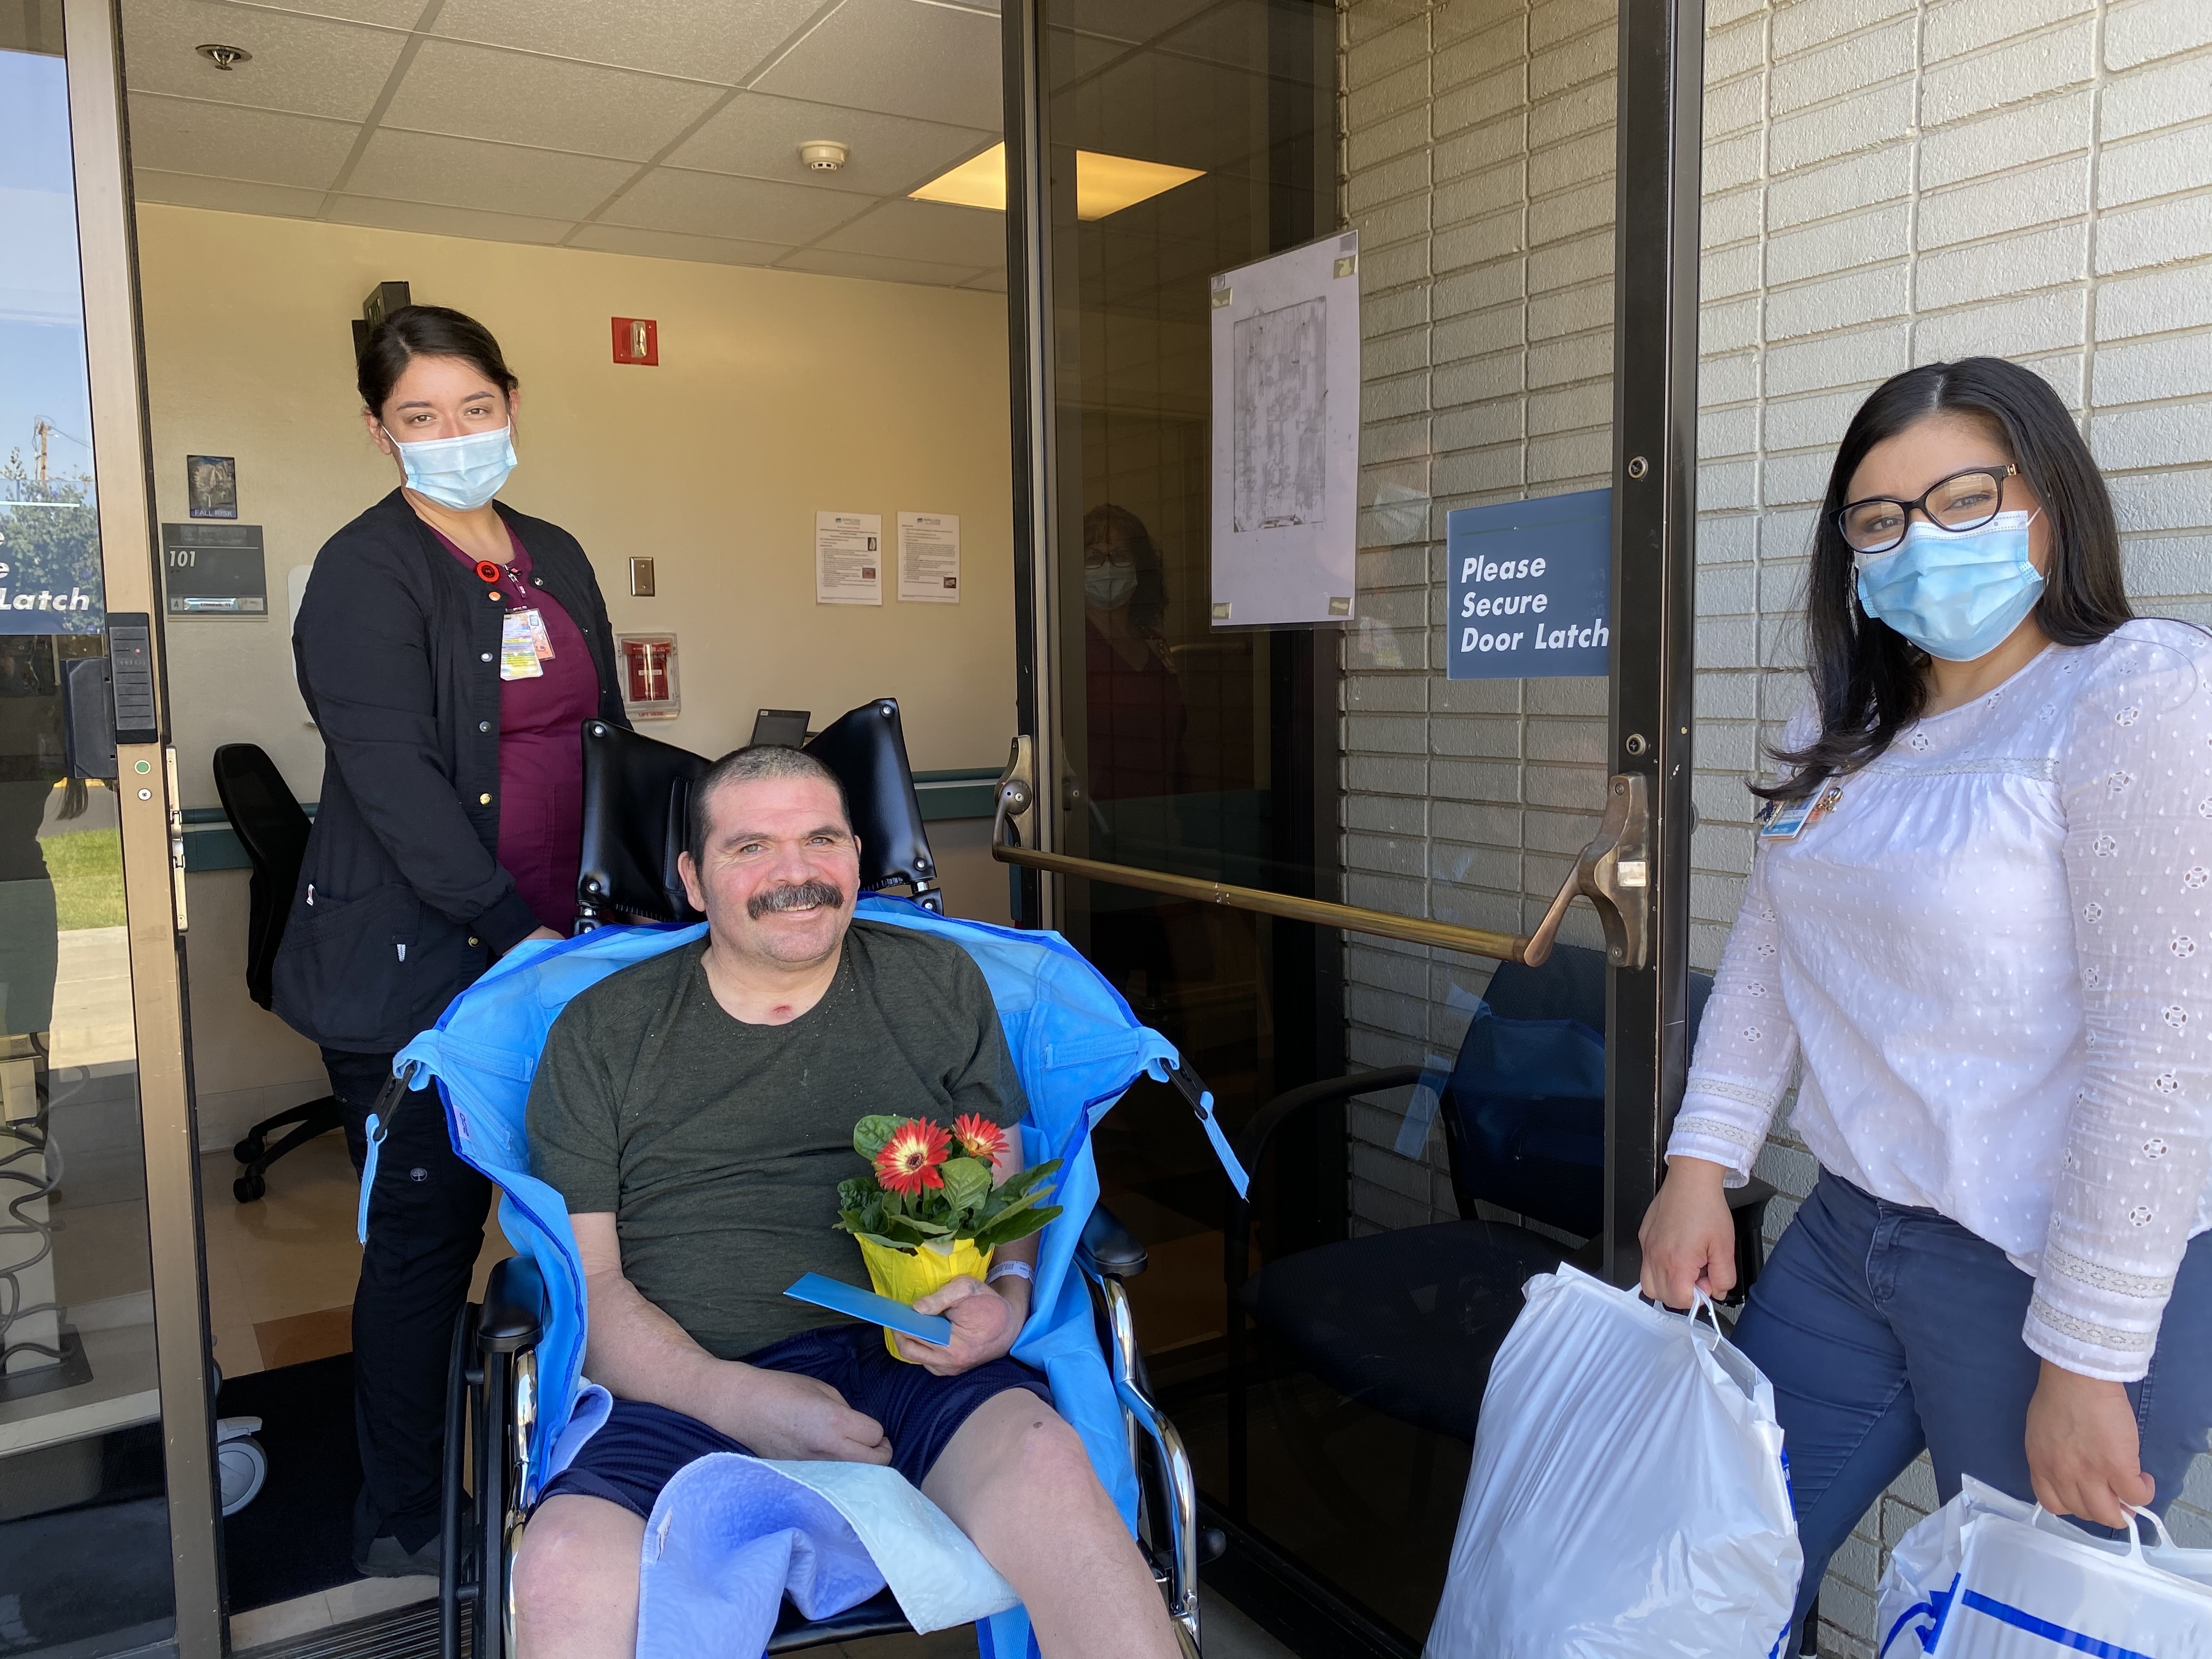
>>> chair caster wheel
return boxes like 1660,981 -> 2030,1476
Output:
234,1136 -> 264,1164
233,1171 -> 266,1203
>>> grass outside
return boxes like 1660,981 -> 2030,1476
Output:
41,828 -> 127,930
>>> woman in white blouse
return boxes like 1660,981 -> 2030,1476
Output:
1640,357 -> 2211,1637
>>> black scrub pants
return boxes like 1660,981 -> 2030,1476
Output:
325,1046 -> 492,1558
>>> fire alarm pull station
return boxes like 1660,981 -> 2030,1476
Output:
617,631 -> 679,719
612,318 -> 658,365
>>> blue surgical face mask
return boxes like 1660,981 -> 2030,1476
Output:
1854,509 -> 2045,663
1084,556 -> 1138,610
384,423 -> 517,511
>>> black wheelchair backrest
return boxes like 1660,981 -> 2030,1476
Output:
212,742 -> 314,1010
575,699 -> 939,927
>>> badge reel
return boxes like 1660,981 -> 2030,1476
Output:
1758,785 -> 1842,841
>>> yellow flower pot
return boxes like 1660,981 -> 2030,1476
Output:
856,1235 -> 994,1361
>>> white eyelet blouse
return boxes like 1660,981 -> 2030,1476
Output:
1669,618 -> 2212,1383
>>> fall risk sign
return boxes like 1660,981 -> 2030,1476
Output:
1445,488 -> 1612,679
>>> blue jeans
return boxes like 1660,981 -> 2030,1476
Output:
1733,1172 -> 2212,1633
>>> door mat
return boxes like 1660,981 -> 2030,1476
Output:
220,1351 -> 366,1612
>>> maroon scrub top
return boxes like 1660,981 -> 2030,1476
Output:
433,526 -> 600,933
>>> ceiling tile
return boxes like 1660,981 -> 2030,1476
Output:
565,223 -> 792,267
776,246 -> 984,287
323,193 -> 575,244
813,196 -> 1005,266
235,0 -> 426,25
344,128 -> 640,218
378,38 -> 725,163
120,0 -> 408,120
596,166 -> 871,244
431,0 -> 823,86
132,167 -> 326,217
1045,28 -> 1126,88
666,92 -> 993,197
1159,0 -> 1316,71
1054,0 -> 1219,46
959,266 -> 1009,292
754,0 -> 1001,132
125,92 -> 359,189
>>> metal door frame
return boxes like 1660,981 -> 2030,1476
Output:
60,0 -> 222,1650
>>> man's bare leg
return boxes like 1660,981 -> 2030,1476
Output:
512,1493 -> 644,1659
922,1390 -> 1181,1659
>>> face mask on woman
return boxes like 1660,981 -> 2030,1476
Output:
1854,509 -> 2044,663
1085,555 -> 1138,610
385,424 -> 517,512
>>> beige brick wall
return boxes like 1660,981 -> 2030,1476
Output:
1338,0 -> 2212,1650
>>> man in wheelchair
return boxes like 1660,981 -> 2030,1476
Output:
510,745 -> 1180,1658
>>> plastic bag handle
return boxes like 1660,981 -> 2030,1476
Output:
2027,1500 -> 2173,1564
1689,1286 -> 1726,1342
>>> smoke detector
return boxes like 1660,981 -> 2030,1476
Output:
798,140 -> 849,172
195,42 -> 253,70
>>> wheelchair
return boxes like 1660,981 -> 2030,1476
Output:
385,701 -> 1228,1658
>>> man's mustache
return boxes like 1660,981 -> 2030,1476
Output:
747,879 -> 848,919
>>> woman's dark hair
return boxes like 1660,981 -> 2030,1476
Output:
1084,502 -> 1169,637
1763,356 -> 2132,802
356,304 -> 518,418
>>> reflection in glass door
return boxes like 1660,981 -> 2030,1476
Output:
0,5 -> 194,1654
1015,3 -> 1702,1652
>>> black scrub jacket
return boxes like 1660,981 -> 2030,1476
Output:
273,490 -> 628,1054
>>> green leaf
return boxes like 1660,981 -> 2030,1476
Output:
853,1115 -> 902,1160
855,1231 -> 916,1253
939,1156 -> 990,1211
973,1203 -> 1062,1251
900,1212 -> 952,1235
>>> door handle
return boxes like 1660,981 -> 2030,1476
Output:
1521,772 -> 1649,969
993,735 -> 1037,849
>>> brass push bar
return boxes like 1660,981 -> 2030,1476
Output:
991,841 -> 1534,962
987,758 -> 1653,968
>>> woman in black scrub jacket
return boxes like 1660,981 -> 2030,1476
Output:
275,305 -> 626,1576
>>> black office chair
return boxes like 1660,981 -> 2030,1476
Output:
211,743 -> 343,1203
574,697 -> 942,927
1224,944 -> 1773,1469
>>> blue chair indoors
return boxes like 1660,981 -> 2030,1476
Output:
359,701 -> 1237,1659
1224,945 -> 1774,1470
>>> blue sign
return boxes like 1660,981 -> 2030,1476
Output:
1446,488 -> 1611,679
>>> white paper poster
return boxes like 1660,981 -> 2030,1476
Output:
1207,230 -> 1361,629
815,511 -> 883,605
897,512 -> 961,603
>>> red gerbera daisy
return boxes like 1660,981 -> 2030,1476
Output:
875,1119 -> 951,1195
952,1113 -> 1008,1163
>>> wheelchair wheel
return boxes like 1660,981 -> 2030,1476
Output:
233,1171 -> 266,1204
233,1135 -> 264,1164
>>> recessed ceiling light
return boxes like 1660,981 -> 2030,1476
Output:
195,42 -> 252,70
910,142 -> 1204,221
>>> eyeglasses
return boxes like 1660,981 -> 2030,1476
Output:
1836,464 -> 2018,555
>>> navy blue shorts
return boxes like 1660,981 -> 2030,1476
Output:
538,1324 -> 1051,1519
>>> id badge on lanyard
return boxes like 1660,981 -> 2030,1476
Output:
1758,785 -> 1842,841
500,608 -> 546,680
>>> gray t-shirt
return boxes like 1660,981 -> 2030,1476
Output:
526,920 -> 1029,1359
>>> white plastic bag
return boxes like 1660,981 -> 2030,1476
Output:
1423,1263 -> 1800,1659
1877,1476 -> 2212,1658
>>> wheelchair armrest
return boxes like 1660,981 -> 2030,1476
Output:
1726,1176 -> 1776,1215
479,1255 -> 548,1355
1723,1176 -> 1777,1308
1079,1203 -> 1147,1280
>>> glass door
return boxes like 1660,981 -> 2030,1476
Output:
1000,1 -> 1704,1650
0,2 -> 218,1654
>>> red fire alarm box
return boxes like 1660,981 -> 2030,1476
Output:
617,631 -> 679,718
612,317 -> 658,365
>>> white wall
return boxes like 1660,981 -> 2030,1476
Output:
136,205 -> 1018,1144
1337,0 -> 2212,1650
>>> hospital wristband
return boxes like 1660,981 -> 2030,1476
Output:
985,1260 -> 1034,1285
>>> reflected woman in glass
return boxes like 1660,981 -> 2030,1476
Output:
1082,503 -> 1184,805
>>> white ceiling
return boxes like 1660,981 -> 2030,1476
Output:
120,0 -> 1269,291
